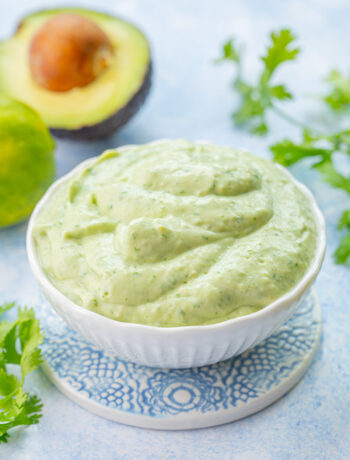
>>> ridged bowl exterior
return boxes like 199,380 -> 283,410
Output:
26,141 -> 326,369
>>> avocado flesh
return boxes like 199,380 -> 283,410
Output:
0,8 -> 151,138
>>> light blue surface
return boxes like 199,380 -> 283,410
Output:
38,291 -> 320,422
0,0 -> 349,458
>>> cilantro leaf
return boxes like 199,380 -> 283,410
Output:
335,131 -> 350,153
270,139 -> 331,166
216,28 -> 298,135
232,81 -> 267,132
338,209 -> 350,229
0,302 -> 15,316
17,308 -> 43,380
271,129 -> 350,194
335,210 -> 350,264
324,70 -> 350,111
271,135 -> 350,264
0,303 -> 43,443
262,29 -> 299,76
314,160 -> 350,195
334,232 -> 350,264
216,38 -> 241,63
0,393 -> 43,444
270,85 -> 293,100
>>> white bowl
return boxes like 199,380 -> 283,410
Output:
27,142 -> 326,369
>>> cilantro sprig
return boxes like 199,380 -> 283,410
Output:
217,30 -> 300,135
217,29 -> 350,264
324,70 -> 350,111
0,302 -> 43,443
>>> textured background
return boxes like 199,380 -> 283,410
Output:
0,0 -> 349,459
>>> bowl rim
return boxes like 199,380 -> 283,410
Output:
26,139 -> 327,334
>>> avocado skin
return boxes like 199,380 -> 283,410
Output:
50,62 -> 152,141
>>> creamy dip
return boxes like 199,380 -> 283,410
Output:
33,140 -> 317,326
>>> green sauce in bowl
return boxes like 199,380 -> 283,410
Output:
33,140 -> 317,326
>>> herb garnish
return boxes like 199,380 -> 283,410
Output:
217,29 -> 350,264
0,302 -> 43,443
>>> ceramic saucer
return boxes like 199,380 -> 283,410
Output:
37,289 -> 321,430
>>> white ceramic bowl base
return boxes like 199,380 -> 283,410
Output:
38,288 -> 321,430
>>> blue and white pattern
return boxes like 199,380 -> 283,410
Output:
37,290 -> 321,425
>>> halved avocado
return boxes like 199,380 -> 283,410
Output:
0,8 -> 152,140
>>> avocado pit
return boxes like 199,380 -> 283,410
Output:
29,13 -> 113,92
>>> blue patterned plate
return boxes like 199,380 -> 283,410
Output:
37,289 -> 321,429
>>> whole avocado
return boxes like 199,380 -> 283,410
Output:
0,97 -> 55,227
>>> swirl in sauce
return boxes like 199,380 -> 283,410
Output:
34,140 -> 317,326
